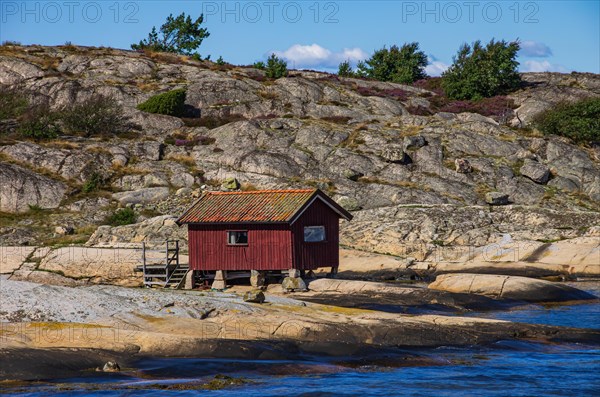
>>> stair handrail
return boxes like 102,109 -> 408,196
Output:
142,239 -> 183,288
165,261 -> 186,287
173,271 -> 188,290
142,241 -> 147,286
164,239 -> 183,287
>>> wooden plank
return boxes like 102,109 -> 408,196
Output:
188,224 -> 292,271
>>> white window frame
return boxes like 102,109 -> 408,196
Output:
304,226 -> 326,242
227,230 -> 248,246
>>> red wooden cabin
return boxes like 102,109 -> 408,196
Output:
176,189 -> 352,272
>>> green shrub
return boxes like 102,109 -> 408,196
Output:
18,104 -> 60,140
442,39 -> 521,100
215,56 -> 226,65
106,208 -> 137,226
61,94 -> 128,136
28,204 -> 44,212
265,54 -> 288,79
356,43 -> 427,84
252,61 -> 266,70
532,98 -> 600,144
137,88 -> 187,117
337,60 -> 354,77
0,86 -> 28,120
82,172 -> 102,193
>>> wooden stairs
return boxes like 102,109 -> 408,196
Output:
139,240 -> 189,288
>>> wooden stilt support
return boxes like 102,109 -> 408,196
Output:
212,270 -> 227,290
250,270 -> 265,288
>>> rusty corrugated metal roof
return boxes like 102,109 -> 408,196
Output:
177,189 -> 318,224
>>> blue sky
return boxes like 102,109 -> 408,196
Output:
1,1 -> 598,74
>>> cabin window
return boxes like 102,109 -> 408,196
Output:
227,230 -> 248,245
304,226 -> 326,242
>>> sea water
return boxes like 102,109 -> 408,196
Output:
3,284 -> 599,397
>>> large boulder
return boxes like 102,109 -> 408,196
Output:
130,141 -> 164,161
428,273 -> 597,302
543,140 -> 600,201
337,196 -> 362,211
221,177 -> 240,191
0,246 -> 36,274
113,174 -> 169,190
304,277 -> 511,312
243,290 -> 266,303
112,187 -> 170,206
381,146 -> 409,164
11,268 -> 88,287
0,163 -> 67,213
520,159 -> 550,184
485,192 -> 509,205
282,277 -> 307,292
0,142 -> 111,182
308,278 -> 413,294
423,235 -> 600,279
56,54 -> 156,79
403,135 -> 427,151
102,361 -> 121,373
343,169 -> 364,181
0,58 -> 45,84
109,146 -> 129,167
547,176 -> 579,193
38,247 -> 142,286
455,158 -> 473,174
86,215 -> 188,249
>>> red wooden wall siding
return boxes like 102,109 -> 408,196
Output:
188,223 -> 292,271
291,199 -> 340,270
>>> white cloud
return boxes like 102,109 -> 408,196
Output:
519,41 -> 553,58
425,55 -> 449,76
520,60 -> 568,73
337,48 -> 368,63
271,44 -> 368,69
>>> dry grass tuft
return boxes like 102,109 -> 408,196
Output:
339,130 -> 365,149
257,90 -> 279,100
165,153 -> 196,167
42,140 -> 80,150
240,183 -> 258,191
85,146 -> 112,155
137,81 -> 161,92
399,125 -> 424,137
39,56 -> 60,70
111,164 -> 149,176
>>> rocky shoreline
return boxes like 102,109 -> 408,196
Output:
1,240 -> 598,382
1,275 -> 598,381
